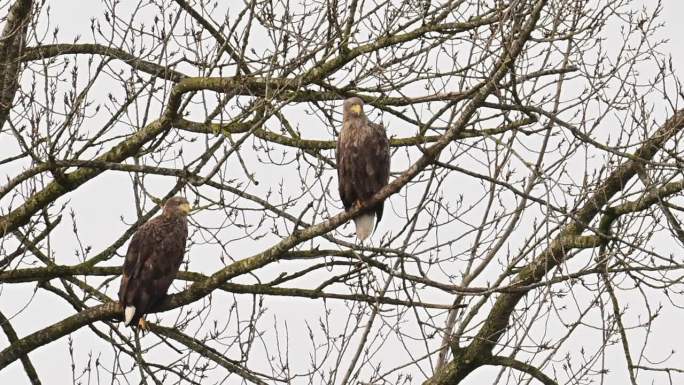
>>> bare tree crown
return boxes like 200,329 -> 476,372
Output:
1,1 -> 683,384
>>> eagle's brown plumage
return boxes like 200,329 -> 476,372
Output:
336,97 -> 390,241
118,196 -> 190,328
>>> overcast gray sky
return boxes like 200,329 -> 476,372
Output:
2,1 -> 684,384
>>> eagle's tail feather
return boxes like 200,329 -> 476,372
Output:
124,306 -> 136,326
354,213 -> 375,241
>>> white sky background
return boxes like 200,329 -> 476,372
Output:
2,1 -> 684,384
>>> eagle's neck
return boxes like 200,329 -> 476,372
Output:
161,211 -> 187,225
344,115 -> 368,131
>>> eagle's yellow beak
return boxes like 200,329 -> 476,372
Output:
179,202 -> 192,215
350,104 -> 362,114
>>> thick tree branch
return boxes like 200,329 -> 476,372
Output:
0,0 -> 33,129
177,117 -> 536,150
0,311 -> 41,385
0,263 -> 456,309
0,117 -> 170,235
21,44 -> 188,82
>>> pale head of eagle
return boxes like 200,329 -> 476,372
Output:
163,196 -> 191,217
343,97 -> 366,122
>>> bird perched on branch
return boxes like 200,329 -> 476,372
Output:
336,97 -> 391,241
118,196 -> 190,329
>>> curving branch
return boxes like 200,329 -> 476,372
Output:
0,261 -> 457,309
0,302 -> 119,370
21,44 -> 188,82
485,355 -> 558,385
176,117 -> 537,150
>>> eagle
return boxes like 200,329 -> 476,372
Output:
336,97 -> 390,241
118,196 -> 190,329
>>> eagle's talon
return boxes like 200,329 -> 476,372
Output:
138,317 -> 149,332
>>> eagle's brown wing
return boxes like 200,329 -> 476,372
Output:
119,216 -> 187,326
366,121 -> 390,222
118,220 -> 150,310
336,124 -> 355,212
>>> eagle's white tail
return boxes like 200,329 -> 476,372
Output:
354,213 -> 375,241
124,306 -> 136,326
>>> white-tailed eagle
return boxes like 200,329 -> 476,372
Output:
336,97 -> 390,241
118,196 -> 190,329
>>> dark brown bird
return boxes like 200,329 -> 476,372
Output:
336,97 -> 391,241
118,196 -> 190,329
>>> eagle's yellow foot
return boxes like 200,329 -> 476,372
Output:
353,200 -> 366,210
137,317 -> 149,332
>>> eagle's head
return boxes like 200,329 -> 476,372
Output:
163,196 -> 191,217
343,97 -> 364,119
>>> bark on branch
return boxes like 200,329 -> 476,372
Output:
0,0 -> 33,129
0,311 -> 41,385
